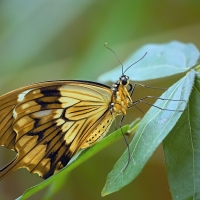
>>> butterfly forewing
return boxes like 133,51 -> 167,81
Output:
0,93 -> 19,150
0,80 -> 114,179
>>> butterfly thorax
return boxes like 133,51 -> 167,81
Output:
111,75 -> 132,116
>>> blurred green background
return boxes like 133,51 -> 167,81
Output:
0,1 -> 200,200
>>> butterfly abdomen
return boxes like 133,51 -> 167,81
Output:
80,112 -> 114,149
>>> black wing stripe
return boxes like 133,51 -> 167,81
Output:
5,133 -> 16,150
76,107 -> 110,144
30,127 -> 71,178
2,119 -> 64,178
29,128 -> 64,172
0,108 -> 14,138
66,107 -> 100,117
0,108 -> 16,149
15,116 -> 63,144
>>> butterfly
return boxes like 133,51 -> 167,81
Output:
0,48 -> 182,181
0,55 -> 143,180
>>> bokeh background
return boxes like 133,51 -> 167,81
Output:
0,1 -> 200,200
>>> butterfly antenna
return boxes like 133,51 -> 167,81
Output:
104,43 -> 124,75
123,52 -> 147,74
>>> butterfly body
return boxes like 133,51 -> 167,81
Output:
0,76 -> 132,179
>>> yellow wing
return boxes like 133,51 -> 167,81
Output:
0,80 -> 113,179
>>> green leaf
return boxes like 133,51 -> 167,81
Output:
16,123 -> 138,200
195,65 -> 200,73
42,173 -> 68,200
102,70 -> 196,196
99,41 -> 200,82
163,72 -> 200,199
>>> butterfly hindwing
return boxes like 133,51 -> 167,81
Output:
0,81 -> 113,179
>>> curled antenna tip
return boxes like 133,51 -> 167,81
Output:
104,43 -> 108,47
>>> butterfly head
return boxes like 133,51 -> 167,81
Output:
112,74 -> 131,93
104,43 -> 147,115
119,75 -> 129,86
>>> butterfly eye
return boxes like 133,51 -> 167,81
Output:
121,76 -> 128,86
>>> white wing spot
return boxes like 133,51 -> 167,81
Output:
18,89 -> 32,102
13,108 -> 17,118
34,110 -> 52,117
